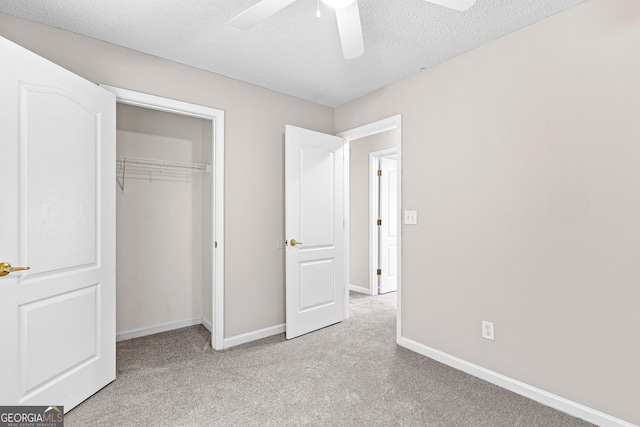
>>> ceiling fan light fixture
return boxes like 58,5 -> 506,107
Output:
320,0 -> 356,9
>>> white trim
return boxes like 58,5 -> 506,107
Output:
400,337 -> 638,427
369,148 -> 397,296
99,85 -> 225,350
201,317 -> 213,333
369,153 -> 377,296
349,284 -> 373,295
343,139 -> 351,320
338,115 -> 401,141
224,324 -> 286,349
337,115 -> 403,345
116,317 -> 203,342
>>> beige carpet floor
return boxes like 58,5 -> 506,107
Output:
65,292 -> 595,426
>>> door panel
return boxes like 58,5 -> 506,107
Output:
285,125 -> 345,339
23,84 -> 98,273
299,259 -> 335,311
299,146 -> 335,245
0,36 -> 115,410
20,285 -> 99,393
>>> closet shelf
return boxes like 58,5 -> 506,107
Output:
117,156 -> 211,175
116,156 -> 211,192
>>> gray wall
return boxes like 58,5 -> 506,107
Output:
0,13 -> 334,338
335,0 -> 640,424
349,130 -> 396,290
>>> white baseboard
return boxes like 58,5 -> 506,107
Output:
224,323 -> 286,349
116,317 -> 204,342
201,317 -> 213,333
117,318 -> 285,351
349,284 -> 373,295
400,337 -> 637,427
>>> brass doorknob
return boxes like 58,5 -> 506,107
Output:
289,239 -> 303,247
0,262 -> 30,277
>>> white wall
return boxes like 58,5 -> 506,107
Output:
115,104 -> 210,334
335,0 -> 640,424
0,13 -> 334,339
349,130 -> 396,290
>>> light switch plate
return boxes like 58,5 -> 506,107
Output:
404,210 -> 418,225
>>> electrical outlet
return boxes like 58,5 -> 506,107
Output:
482,321 -> 495,341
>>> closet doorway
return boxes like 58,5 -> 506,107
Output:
100,86 -> 225,350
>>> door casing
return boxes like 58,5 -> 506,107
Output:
100,85 -> 225,350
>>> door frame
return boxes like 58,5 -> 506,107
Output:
370,148 -> 397,296
100,85 -> 225,350
337,114 -> 402,344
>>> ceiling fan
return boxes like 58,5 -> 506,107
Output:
230,0 -> 477,60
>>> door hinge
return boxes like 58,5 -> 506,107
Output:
377,169 -> 382,177
377,219 -> 382,226
376,268 -> 382,276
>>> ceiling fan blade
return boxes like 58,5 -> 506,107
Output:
230,0 -> 298,30
335,1 -> 364,59
423,0 -> 476,12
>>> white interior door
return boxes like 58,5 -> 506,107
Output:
0,36 -> 116,410
285,125 -> 345,339
379,156 -> 398,294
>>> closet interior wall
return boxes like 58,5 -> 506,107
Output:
115,103 -> 213,337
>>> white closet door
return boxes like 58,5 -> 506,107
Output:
0,35 -> 116,411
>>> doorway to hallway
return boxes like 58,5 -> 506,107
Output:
338,115 -> 402,343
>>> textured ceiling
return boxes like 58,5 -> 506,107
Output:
0,0 -> 587,107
